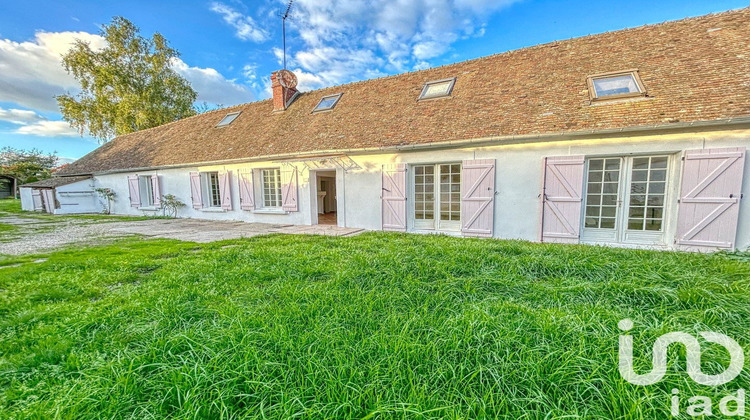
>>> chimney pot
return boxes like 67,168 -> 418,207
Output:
271,70 -> 298,112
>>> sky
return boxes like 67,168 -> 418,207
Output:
0,0 -> 747,162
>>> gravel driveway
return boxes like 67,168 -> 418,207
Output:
0,214 -> 364,256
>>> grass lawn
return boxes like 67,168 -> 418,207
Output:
0,233 -> 748,418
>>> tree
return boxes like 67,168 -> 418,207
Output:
56,17 -> 197,142
0,148 -> 59,196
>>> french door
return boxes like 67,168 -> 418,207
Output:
413,163 -> 461,232
582,155 -> 671,245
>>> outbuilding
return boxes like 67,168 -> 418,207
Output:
20,176 -> 97,214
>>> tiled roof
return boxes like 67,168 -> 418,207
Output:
58,8 -> 750,176
21,175 -> 92,188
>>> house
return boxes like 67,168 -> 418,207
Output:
19,176 -> 96,214
42,9 -> 750,251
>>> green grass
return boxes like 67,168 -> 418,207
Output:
0,199 -> 22,214
0,233 -> 748,419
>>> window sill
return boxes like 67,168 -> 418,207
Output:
253,209 -> 288,215
199,207 -> 226,213
138,206 -> 159,211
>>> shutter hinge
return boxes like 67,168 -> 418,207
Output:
681,156 -> 685,161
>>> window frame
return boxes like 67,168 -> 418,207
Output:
586,70 -> 646,102
216,111 -> 241,127
202,171 -> 222,208
138,175 -> 154,207
260,168 -> 282,209
411,162 -> 462,232
418,77 -> 456,101
312,93 -> 343,113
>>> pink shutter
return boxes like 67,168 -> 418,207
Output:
541,156 -> 585,243
238,170 -> 255,211
281,167 -> 299,212
189,172 -> 203,209
219,171 -> 232,210
382,164 -> 407,231
151,175 -> 161,207
461,159 -> 496,237
675,147 -> 746,251
127,175 -> 141,208
41,189 -> 55,213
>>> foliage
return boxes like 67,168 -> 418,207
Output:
56,17 -> 197,142
193,102 -> 224,114
0,233 -> 748,418
0,147 -> 58,189
160,193 -> 185,218
93,187 -> 116,214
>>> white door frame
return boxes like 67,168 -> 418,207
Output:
408,162 -> 462,233
581,153 -> 680,248
308,168 -> 340,226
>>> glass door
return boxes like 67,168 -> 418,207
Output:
582,155 -> 670,246
413,163 -> 461,232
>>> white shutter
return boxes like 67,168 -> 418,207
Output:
127,175 -> 141,208
540,156 -> 585,243
151,175 -> 162,207
189,172 -> 203,209
675,147 -> 746,251
238,170 -> 255,211
461,159 -> 496,237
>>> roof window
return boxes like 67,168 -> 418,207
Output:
312,93 -> 343,113
216,111 -> 241,127
418,78 -> 456,100
587,70 -> 646,101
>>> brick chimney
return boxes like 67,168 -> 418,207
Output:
271,70 -> 299,112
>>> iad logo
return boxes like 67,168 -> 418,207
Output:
618,319 -> 746,417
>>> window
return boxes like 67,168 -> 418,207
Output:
413,163 -> 461,231
418,78 -> 456,100
584,158 -> 620,229
587,71 -> 645,100
261,169 -> 282,208
582,155 -> 671,245
139,175 -> 154,207
627,156 -> 668,232
203,172 -> 221,207
216,111 -> 241,127
313,93 -> 343,113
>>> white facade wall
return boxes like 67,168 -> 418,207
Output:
89,128 -> 750,250
54,179 -> 101,214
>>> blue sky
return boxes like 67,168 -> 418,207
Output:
0,0 -> 747,161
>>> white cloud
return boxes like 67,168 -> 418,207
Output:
0,30 -> 254,117
16,120 -> 79,137
0,31 -> 106,111
280,0 -> 520,90
0,108 -> 45,125
171,58 -> 254,106
210,2 -> 269,43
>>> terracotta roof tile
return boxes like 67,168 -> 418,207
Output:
58,8 -> 750,175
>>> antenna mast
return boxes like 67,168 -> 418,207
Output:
282,0 -> 294,69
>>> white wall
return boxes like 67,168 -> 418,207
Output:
88,127 -> 750,250
19,187 -> 34,211
55,179 -> 101,214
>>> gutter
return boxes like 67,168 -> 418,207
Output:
63,117 -> 750,176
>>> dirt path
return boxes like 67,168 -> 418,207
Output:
0,212 -> 364,256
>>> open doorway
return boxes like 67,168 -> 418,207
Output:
314,171 -> 337,225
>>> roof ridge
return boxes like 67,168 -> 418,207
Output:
102,6 -> 749,144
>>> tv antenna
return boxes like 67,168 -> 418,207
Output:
281,0 -> 294,69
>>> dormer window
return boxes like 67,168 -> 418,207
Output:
418,78 -> 456,100
587,70 -> 646,101
312,93 -> 343,113
216,111 -> 241,127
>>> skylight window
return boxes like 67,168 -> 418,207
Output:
312,93 -> 343,113
587,71 -> 646,101
216,111 -> 241,127
419,78 -> 456,100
